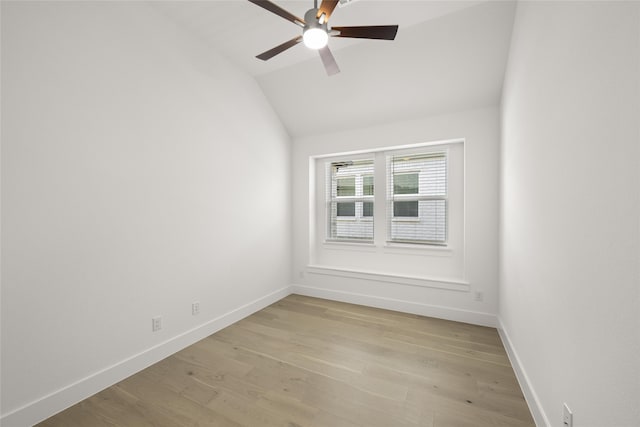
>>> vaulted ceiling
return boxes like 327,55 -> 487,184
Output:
152,1 -> 517,137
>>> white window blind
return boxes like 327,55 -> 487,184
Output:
327,159 -> 374,241
387,152 -> 447,244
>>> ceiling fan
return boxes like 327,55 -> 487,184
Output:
248,0 -> 399,76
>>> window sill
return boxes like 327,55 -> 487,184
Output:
306,264 -> 469,292
323,240 -> 377,252
321,241 -> 452,256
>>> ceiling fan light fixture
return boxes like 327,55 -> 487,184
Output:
303,27 -> 328,49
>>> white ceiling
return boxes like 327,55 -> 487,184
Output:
151,0 -> 517,137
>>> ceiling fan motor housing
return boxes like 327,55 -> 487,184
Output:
305,8 -> 328,31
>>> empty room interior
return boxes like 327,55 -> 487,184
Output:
1,1 -> 639,426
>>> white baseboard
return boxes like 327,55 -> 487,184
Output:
291,284 -> 497,327
0,285 -> 292,427
497,317 -> 550,427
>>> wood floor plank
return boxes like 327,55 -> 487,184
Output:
37,295 -> 535,427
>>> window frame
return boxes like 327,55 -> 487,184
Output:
319,140 -> 460,249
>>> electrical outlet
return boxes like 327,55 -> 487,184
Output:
152,316 -> 162,332
563,403 -> 573,427
192,301 -> 200,316
474,291 -> 484,302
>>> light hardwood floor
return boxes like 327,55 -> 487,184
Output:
38,295 -> 535,427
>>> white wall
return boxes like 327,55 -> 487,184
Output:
499,2 -> 640,426
292,107 -> 500,326
0,2 -> 291,425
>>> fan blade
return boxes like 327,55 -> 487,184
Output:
331,25 -> 399,40
317,0 -> 339,21
318,46 -> 340,76
256,36 -> 303,61
248,0 -> 305,27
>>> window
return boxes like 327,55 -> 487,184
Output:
314,140 -> 462,282
327,159 -> 374,241
322,144 -> 453,248
388,153 -> 447,244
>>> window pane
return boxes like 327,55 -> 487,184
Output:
391,200 -> 446,243
327,159 -> 374,241
363,202 -> 373,217
394,173 -> 418,194
337,176 -> 355,197
393,201 -> 418,217
363,175 -> 374,196
337,202 -> 355,217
